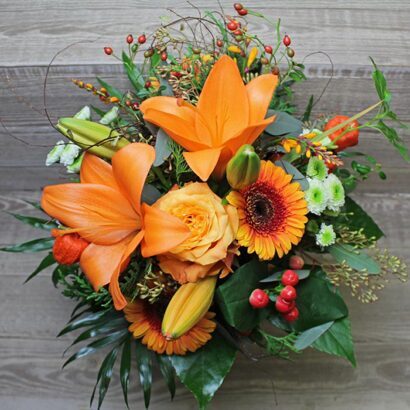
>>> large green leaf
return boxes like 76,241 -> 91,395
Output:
25,252 -> 56,283
135,341 -> 153,409
293,269 -> 348,332
1,237 -> 54,253
171,333 -> 237,410
216,259 -> 269,332
328,243 -> 380,274
313,317 -> 356,366
264,110 -> 303,136
120,336 -> 132,408
156,354 -> 176,399
338,196 -> 384,240
7,212 -> 57,230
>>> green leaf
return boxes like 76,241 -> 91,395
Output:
154,128 -> 172,166
171,333 -> 237,410
25,252 -> 56,283
216,259 -> 269,332
264,110 -> 303,137
294,321 -> 334,350
372,120 -> 410,162
302,95 -> 314,122
274,159 -> 309,190
122,51 -> 145,91
1,237 -> 54,253
328,243 -> 380,274
135,341 -> 153,409
96,77 -> 122,99
24,200 -> 42,210
370,57 -> 391,108
63,329 -> 128,368
313,317 -> 356,366
90,347 -> 119,409
120,336 -> 132,408
7,213 -> 57,230
260,269 -> 310,283
156,354 -> 176,399
293,269 -> 348,332
337,196 -> 384,240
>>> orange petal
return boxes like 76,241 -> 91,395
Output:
112,143 -> 155,214
140,203 -> 191,257
197,55 -> 249,145
41,184 -> 140,244
142,108 -> 208,151
80,235 -> 135,291
246,73 -> 278,123
109,231 -> 145,310
80,153 -> 119,190
183,148 -> 222,181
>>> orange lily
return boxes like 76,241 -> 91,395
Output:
41,143 -> 191,310
140,55 -> 278,181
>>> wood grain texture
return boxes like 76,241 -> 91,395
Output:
1,1 -> 410,409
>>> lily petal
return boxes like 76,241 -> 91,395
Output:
80,153 -> 119,190
197,55 -> 249,145
246,73 -> 279,123
140,203 -> 191,257
183,147 -> 222,181
41,184 -> 140,245
112,143 -> 155,214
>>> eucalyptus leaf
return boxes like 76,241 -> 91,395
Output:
154,129 -> 172,166
141,184 -> 162,205
264,110 -> 303,136
260,269 -> 310,283
275,159 -> 309,191
171,333 -> 237,410
313,317 -> 356,366
1,237 -> 54,253
294,321 -> 334,350
25,252 -> 56,283
135,341 -> 153,409
328,243 -> 380,274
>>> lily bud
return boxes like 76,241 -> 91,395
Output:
56,118 -> 130,159
226,144 -> 261,190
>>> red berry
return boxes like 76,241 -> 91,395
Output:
238,8 -> 248,16
216,39 -> 223,47
264,45 -> 273,54
138,34 -> 147,44
233,29 -> 242,36
126,34 -> 134,44
281,269 -> 299,286
271,66 -> 280,75
249,289 -> 270,309
103,47 -> 113,55
131,102 -> 140,111
145,80 -> 152,88
283,307 -> 299,322
227,21 -> 238,31
161,51 -> 168,61
234,2 -> 243,11
275,296 -> 295,313
283,34 -> 291,47
289,255 -> 304,270
280,285 -> 297,301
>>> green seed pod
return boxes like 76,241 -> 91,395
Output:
226,144 -> 261,190
57,118 -> 129,159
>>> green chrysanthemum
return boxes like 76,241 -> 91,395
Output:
306,157 -> 328,181
316,223 -> 336,247
305,178 -> 328,215
325,174 -> 345,211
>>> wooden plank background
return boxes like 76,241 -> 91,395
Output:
0,1 -> 409,409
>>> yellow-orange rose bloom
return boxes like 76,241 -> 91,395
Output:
154,183 -> 239,283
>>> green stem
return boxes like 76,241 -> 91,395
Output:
152,167 -> 171,189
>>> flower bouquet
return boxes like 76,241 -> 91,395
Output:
3,3 -> 409,409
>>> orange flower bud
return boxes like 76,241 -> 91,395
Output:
52,233 -> 89,265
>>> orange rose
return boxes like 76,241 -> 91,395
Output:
154,183 -> 239,283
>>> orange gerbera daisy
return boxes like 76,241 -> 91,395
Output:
41,143 -> 190,310
227,161 -> 308,260
124,300 -> 216,355
140,55 -> 278,181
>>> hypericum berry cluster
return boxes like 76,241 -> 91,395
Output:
275,270 -> 300,322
